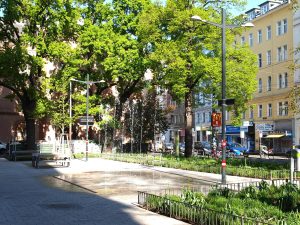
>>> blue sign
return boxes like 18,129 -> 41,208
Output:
226,125 -> 240,134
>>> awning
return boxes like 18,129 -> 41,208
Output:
264,134 -> 285,138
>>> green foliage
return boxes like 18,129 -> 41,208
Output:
181,188 -> 206,207
237,185 -> 258,199
208,187 -> 236,198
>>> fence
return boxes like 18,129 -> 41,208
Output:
137,191 -> 287,225
215,179 -> 300,192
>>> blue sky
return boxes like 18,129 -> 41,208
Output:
245,0 -> 266,10
233,0 -> 266,15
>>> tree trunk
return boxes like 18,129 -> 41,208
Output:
22,95 -> 37,150
24,116 -> 36,150
185,90 -> 193,158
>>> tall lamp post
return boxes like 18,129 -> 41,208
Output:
191,9 -> 253,184
70,76 -> 105,161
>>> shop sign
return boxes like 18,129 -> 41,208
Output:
226,125 -> 240,134
211,112 -> 221,127
243,121 -> 254,126
255,123 -> 274,132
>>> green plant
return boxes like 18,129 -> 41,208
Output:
181,189 -> 206,207
208,187 -> 236,198
237,185 -> 258,199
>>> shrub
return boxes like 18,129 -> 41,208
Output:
208,187 -> 236,198
181,189 -> 206,207
237,185 -> 258,199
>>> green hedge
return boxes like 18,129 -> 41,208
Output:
97,153 -> 294,179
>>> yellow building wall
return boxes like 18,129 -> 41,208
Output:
237,3 -> 294,124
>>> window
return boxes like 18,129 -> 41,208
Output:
249,108 -> 254,119
171,115 -> 176,123
249,33 -> 253,47
202,112 -> 205,123
267,76 -> 272,91
258,53 -> 262,67
258,78 -> 262,93
283,19 -> 287,34
279,74 -> 283,89
208,112 -> 211,122
267,50 -> 271,65
196,113 -> 201,123
258,30 -> 262,43
241,36 -> 245,45
196,131 -> 200,142
258,105 -> 263,118
261,4 -> 269,14
277,21 -> 282,35
277,47 -> 282,62
266,26 -> 271,40
268,103 -> 272,117
284,73 -> 288,88
283,45 -> 287,61
279,101 -> 288,116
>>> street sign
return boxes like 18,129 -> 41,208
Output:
211,112 -> 221,127
79,116 -> 94,125
218,98 -> 235,106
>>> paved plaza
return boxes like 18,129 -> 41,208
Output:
0,157 -> 259,225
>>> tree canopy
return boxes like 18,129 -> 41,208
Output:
0,0 -> 257,154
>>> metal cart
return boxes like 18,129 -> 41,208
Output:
32,134 -> 71,168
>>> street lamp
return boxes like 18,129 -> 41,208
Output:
69,75 -> 105,161
192,9 -> 254,184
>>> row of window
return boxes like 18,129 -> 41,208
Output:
194,101 -> 289,125
258,72 -> 288,93
170,114 -> 184,124
241,19 -> 287,46
258,45 -> 288,67
195,112 -> 211,124
245,101 -> 288,119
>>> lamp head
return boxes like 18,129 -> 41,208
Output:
241,22 -> 255,28
191,15 -> 205,22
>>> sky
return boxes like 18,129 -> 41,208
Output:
233,0 -> 267,15
245,0 -> 267,10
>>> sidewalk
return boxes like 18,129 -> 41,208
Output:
0,157 -> 258,225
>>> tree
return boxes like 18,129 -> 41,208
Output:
137,0 -> 258,157
0,0 -> 80,149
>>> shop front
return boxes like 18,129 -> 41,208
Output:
256,120 -> 293,153
225,125 -> 251,149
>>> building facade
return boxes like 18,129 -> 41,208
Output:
239,0 -> 295,152
193,0 -> 299,153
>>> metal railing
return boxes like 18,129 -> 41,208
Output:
215,179 -> 300,192
138,191 -> 287,225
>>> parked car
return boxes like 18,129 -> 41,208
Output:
195,141 -> 212,156
0,141 -> 6,154
226,142 -> 247,156
179,143 -> 185,152
164,143 -> 174,152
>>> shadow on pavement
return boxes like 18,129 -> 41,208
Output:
0,158 -> 184,225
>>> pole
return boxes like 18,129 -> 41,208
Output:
140,99 -> 143,153
221,8 -> 227,185
86,74 -> 89,161
131,101 -> 134,153
69,81 -> 72,147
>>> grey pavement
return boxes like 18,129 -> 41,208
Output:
0,157 -> 259,225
